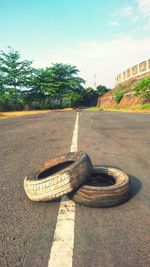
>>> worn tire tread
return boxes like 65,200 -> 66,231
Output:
70,166 -> 130,208
24,151 -> 92,201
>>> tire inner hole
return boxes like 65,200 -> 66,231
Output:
38,161 -> 75,179
86,173 -> 116,187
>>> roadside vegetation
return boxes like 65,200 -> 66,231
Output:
89,103 -> 150,112
0,47 -> 109,112
133,77 -> 150,99
0,110 -> 50,119
114,90 -> 125,103
97,76 -> 150,112
103,104 -> 150,112
86,106 -> 100,110
106,77 -> 150,101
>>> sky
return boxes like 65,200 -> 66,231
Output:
0,0 -> 150,88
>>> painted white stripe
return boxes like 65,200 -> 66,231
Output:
70,112 -> 79,153
48,112 -> 79,267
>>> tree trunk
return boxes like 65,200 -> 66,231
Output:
60,99 -> 62,108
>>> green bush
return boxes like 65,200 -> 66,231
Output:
134,77 -> 150,99
115,90 -> 124,103
30,101 -> 41,110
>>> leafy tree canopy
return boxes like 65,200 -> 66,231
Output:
0,47 -> 33,109
96,84 -> 110,96
0,47 -> 109,111
0,47 -> 33,89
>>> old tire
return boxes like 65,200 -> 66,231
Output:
24,151 -> 92,201
70,166 -> 130,208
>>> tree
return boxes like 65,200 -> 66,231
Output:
2,47 -> 113,110
96,84 -> 110,96
82,87 -> 99,106
49,63 -> 85,107
0,47 -> 33,110
29,63 -> 85,108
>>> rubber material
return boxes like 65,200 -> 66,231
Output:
24,151 -> 92,201
70,166 -> 130,208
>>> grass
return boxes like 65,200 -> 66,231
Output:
133,103 -> 150,110
101,103 -> 150,112
1,104 -> 150,119
86,106 -> 101,111
87,104 -> 150,112
0,108 -> 75,119
0,110 -> 50,119
63,108 -> 73,110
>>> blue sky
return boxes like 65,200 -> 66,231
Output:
0,0 -> 150,87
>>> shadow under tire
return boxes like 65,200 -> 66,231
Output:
24,151 -> 92,202
70,166 -> 131,208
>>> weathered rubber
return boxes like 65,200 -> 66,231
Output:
24,151 -> 92,201
69,166 -> 130,208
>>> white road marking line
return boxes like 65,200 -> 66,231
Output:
70,112 -> 79,153
48,112 -> 79,267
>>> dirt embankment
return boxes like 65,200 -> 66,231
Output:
97,77 -> 150,108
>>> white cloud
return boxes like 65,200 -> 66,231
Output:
136,0 -> 150,32
112,1 -> 150,23
120,6 -> 134,17
131,15 -> 140,23
142,22 -> 150,31
109,21 -> 119,27
137,0 -> 150,16
33,36 -> 150,88
110,5 -> 138,30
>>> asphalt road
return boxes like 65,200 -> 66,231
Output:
0,110 -> 150,267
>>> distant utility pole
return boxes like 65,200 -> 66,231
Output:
93,74 -> 97,89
